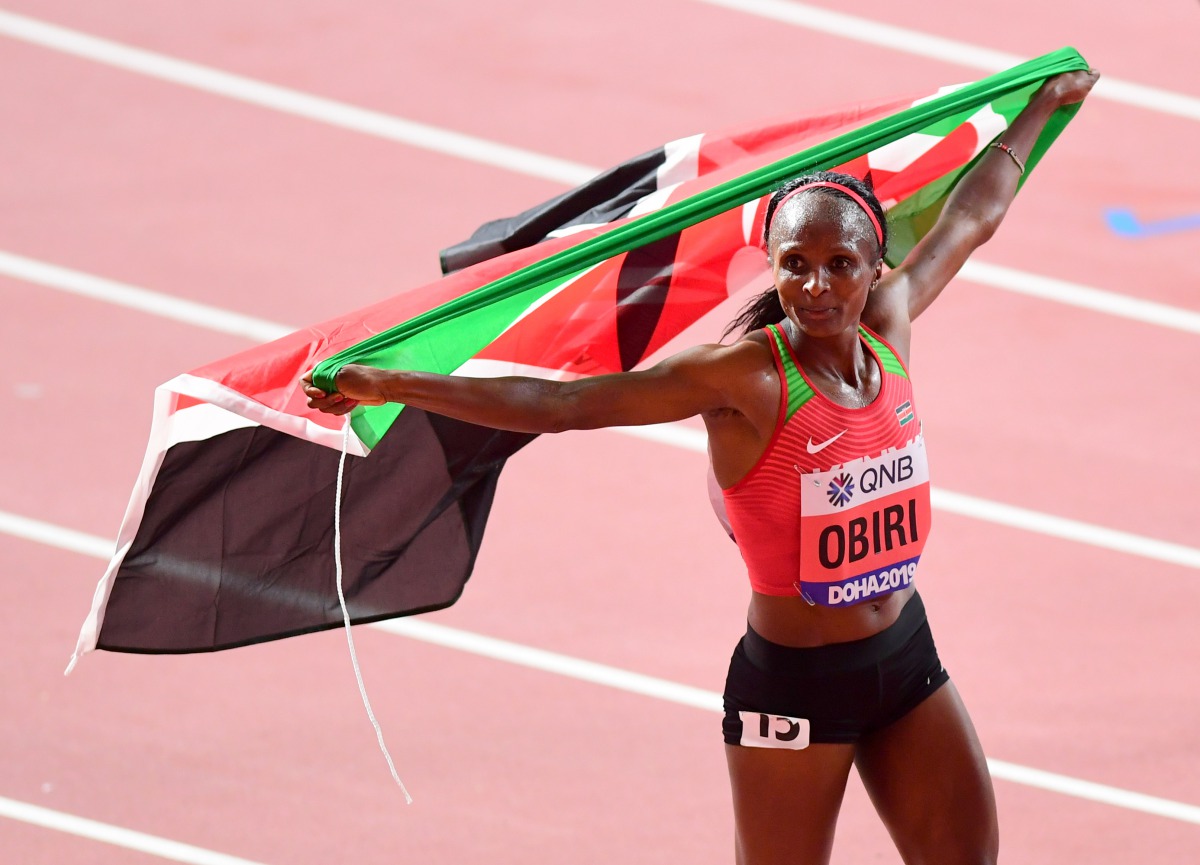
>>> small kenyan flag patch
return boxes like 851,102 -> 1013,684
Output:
895,400 -> 914,426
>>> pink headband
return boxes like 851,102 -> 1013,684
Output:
767,181 -> 884,248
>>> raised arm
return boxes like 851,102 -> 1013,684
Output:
302,339 -> 771,434
863,69 -> 1099,350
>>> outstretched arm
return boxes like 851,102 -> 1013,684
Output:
302,340 -> 768,433
863,69 -> 1100,350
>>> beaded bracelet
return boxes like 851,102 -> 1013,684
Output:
990,141 -> 1026,175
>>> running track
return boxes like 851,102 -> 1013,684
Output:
2,2 -> 1198,862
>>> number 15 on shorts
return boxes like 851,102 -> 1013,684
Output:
738,711 -> 811,749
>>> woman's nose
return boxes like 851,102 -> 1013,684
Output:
803,269 -> 828,296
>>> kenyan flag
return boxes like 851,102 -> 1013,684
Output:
72,48 -> 1088,659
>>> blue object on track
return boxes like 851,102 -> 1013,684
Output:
1105,208 -> 1200,238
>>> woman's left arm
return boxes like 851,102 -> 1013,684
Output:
863,69 -> 1099,347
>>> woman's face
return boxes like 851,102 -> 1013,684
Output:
768,192 -> 882,340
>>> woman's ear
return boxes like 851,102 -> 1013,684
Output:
870,259 -> 883,288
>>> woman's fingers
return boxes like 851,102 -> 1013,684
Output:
305,395 -> 358,414
303,381 -> 354,413
326,399 -> 358,415
1044,68 -> 1100,106
301,365 -> 385,412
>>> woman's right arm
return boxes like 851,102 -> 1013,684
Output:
862,68 -> 1099,357
302,340 -> 769,434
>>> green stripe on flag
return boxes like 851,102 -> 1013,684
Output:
314,47 -> 1089,447
350,267 -> 589,446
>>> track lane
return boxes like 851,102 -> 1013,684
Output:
0,797 -> 272,865
5,542 -> 746,865
0,37 -> 565,320
687,0 -> 1200,99
4,2 -> 1198,862
3,3 -> 1198,311
0,811 -> 193,865
5,276 -> 1197,842
4,523 -> 1195,865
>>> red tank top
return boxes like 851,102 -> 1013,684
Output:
719,324 -> 931,605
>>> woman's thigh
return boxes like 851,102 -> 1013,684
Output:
853,682 -> 998,865
725,742 -> 857,865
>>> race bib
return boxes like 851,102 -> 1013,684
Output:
738,712 -> 811,750
797,436 -> 931,606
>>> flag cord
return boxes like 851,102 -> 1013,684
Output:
335,420 -> 413,804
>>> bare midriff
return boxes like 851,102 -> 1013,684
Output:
747,584 -> 916,647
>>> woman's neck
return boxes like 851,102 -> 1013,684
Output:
781,319 -> 880,410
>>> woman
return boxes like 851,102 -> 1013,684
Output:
304,69 -> 1098,864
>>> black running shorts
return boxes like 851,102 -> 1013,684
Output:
723,592 -> 949,747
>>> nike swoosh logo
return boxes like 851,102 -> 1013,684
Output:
806,429 -> 848,454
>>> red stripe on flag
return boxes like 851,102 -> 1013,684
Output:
872,124 -> 980,202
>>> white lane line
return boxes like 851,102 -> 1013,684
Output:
929,489 -> 1200,571
4,8 -> 1200,338
4,241 -> 1198,353
960,261 -> 1200,335
6,4 -> 1195,130
0,510 -> 112,559
690,0 -> 1200,122
612,425 -> 1200,571
11,517 -> 1200,825
0,252 -> 290,344
0,796 -> 271,865
982,761 -> 1200,826
1,7 -> 1198,206
379,617 -> 723,712
379,619 -> 1200,826
0,10 -> 595,187
5,250 -> 1200,569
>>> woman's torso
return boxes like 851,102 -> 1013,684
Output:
706,322 -> 929,647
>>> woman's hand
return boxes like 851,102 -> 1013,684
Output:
1034,68 -> 1101,108
301,364 -> 389,415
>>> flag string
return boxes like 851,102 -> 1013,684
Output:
335,420 -> 413,804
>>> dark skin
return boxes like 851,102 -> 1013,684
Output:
306,70 -> 1099,864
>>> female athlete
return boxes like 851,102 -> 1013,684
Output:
304,68 -> 1099,865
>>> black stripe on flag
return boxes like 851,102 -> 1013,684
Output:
439,146 -> 667,274
615,232 -> 680,371
98,410 -> 533,653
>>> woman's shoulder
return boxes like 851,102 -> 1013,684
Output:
706,328 -> 776,371
661,330 -> 777,393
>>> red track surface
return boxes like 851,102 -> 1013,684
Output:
2,2 -> 1198,862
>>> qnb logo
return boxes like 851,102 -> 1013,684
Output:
738,711 -> 811,750
827,472 -> 855,507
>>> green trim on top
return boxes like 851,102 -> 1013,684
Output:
859,328 -> 908,379
310,47 -> 1089,395
767,324 -> 815,421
